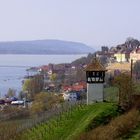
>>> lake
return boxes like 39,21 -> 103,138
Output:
0,54 -> 87,97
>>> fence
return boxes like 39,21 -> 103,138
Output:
0,100 -> 85,140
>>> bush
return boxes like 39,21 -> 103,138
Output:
30,92 -> 62,115
77,109 -> 140,140
1,106 -> 29,119
114,74 -> 135,110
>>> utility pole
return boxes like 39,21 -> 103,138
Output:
130,59 -> 133,108
131,59 -> 133,79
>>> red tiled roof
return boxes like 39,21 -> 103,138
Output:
72,85 -> 85,91
63,83 -> 86,91
40,65 -> 49,71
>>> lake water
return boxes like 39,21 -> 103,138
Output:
0,54 -> 87,97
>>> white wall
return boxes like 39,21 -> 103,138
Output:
87,83 -> 103,104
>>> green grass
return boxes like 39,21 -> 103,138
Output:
19,103 -> 117,140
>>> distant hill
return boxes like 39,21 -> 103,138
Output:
0,40 -> 94,54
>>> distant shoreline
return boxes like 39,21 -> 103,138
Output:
0,53 -> 88,55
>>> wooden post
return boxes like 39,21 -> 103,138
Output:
131,59 -> 133,79
130,59 -> 133,108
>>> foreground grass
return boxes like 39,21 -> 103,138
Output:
78,109 -> 140,140
18,103 -> 117,140
0,118 -> 33,140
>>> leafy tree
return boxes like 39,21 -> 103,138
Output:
76,68 -> 86,82
18,91 -> 26,100
125,37 -> 140,49
22,79 -> 32,92
59,74 -> 65,83
22,74 -> 44,99
30,92 -> 62,115
6,88 -> 16,98
114,73 -> 135,110
50,73 -> 57,82
133,60 -> 140,80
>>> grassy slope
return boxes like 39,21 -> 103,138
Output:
123,125 -> 140,140
20,103 -> 116,140
122,83 -> 140,140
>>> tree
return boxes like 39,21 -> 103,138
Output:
76,68 -> 86,82
6,88 -> 16,98
114,73 -> 135,110
125,37 -> 140,49
22,74 -> 44,99
22,79 -> 33,99
50,73 -> 57,82
30,92 -> 62,115
18,91 -> 26,100
22,79 -> 32,92
133,60 -> 140,80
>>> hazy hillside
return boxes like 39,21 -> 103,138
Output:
0,40 -> 94,54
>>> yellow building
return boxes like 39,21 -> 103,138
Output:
114,53 -> 126,62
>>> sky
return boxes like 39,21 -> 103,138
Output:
0,0 -> 140,48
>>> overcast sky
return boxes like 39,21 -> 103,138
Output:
0,0 -> 140,48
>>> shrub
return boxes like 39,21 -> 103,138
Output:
77,109 -> 140,140
114,74 -> 135,110
131,94 -> 140,109
30,92 -> 62,115
1,106 -> 29,119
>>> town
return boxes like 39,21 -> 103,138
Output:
1,37 -> 140,106
1,37 -> 140,140
1,0 -> 140,139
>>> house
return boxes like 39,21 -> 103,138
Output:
39,65 -> 49,72
129,48 -> 140,63
114,50 -> 130,62
62,82 -> 86,92
69,92 -> 77,101
62,93 -> 70,101
72,82 -> 86,91
63,85 -> 72,91
62,92 -> 77,101
114,53 -> 126,62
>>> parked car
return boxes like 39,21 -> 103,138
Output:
5,99 -> 12,104
11,100 -> 24,105
0,99 -> 5,105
